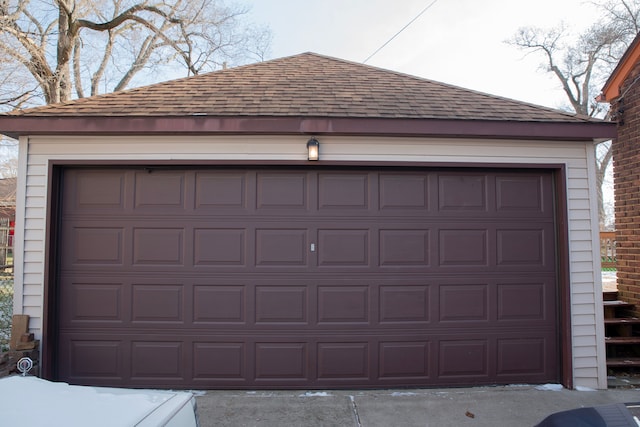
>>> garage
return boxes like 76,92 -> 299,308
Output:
0,52 -> 617,389
54,166 -> 558,389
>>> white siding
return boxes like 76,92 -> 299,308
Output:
16,134 -> 605,389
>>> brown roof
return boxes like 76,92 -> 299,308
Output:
0,52 -> 616,140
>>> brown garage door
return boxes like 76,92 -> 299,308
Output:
54,166 -> 559,389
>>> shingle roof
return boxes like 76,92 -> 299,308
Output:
8,52 -> 590,123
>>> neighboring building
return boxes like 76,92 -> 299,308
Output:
601,34 -> 640,317
0,177 -> 16,218
0,53 -> 615,390
0,177 -> 16,266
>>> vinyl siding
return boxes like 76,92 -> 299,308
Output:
16,134 -> 605,389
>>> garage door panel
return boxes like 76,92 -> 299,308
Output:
63,169 -> 127,212
379,229 -> 430,266
317,229 -> 369,266
317,342 -> 369,380
64,226 -> 124,266
439,284 -> 489,322
55,167 -> 559,389
57,329 -> 557,387
62,221 -> 556,272
318,172 -> 369,209
255,342 -> 308,380
379,341 -> 431,379
438,229 -> 488,266
59,281 -> 124,324
436,172 -> 555,218
497,282 -> 549,321
436,224 -> 556,272
496,224 -> 556,270
317,286 -> 369,323
255,286 -> 308,323
131,284 -> 184,323
64,339 -> 123,380
438,339 -> 489,378
432,277 -> 557,327
497,229 -> 545,265
379,174 -> 429,210
193,342 -> 246,380
130,341 -> 185,381
496,337 -> 547,375
438,174 -> 487,211
193,285 -> 246,323
255,229 -> 307,266
495,174 -> 553,215
379,285 -> 430,323
134,171 -> 186,210
195,171 -> 248,210
257,172 -> 308,209
194,228 -> 246,266
132,227 -> 184,265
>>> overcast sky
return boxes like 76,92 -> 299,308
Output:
247,0 -> 603,110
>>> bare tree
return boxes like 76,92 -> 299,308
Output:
507,0 -> 640,229
0,0 -> 271,107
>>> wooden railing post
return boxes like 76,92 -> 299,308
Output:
600,231 -> 617,269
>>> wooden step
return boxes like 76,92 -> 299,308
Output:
605,318 -> 640,325
607,357 -> 640,367
603,290 -> 619,301
604,300 -> 635,318
604,300 -> 635,308
605,336 -> 640,345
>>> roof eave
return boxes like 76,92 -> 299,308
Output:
0,116 -> 616,141
601,32 -> 640,102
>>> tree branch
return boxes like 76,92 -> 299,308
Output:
76,4 -> 181,32
1,0 -> 272,103
73,36 -> 84,98
90,28 -> 116,96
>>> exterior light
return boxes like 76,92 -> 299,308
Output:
307,137 -> 319,161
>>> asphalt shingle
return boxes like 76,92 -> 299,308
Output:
7,53 -> 592,123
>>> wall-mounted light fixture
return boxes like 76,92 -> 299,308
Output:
307,137 -> 319,161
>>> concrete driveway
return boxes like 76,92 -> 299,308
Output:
195,384 -> 640,427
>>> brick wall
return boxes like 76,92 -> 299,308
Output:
613,60 -> 640,313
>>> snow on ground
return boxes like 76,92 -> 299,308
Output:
602,271 -> 617,292
535,384 -> 564,391
300,391 -> 333,397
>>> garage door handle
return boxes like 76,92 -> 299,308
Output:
310,243 -> 316,252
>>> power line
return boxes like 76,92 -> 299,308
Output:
363,0 -> 439,64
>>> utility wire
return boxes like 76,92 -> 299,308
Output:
363,0 -> 439,64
